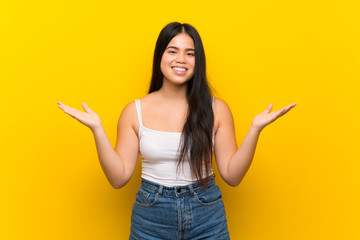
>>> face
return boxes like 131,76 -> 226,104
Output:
160,33 -> 195,86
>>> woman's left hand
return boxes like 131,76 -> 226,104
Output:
251,103 -> 297,133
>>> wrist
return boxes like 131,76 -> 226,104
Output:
91,124 -> 104,135
249,124 -> 262,135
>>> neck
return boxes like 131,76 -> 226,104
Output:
158,80 -> 188,101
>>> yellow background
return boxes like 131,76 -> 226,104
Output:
1,0 -> 359,239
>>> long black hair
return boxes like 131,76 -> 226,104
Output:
149,22 -> 214,187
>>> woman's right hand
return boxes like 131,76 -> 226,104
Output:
57,101 -> 103,132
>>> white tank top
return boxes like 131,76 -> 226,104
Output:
135,99 -> 214,187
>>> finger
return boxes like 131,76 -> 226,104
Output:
57,101 -> 73,110
63,106 -> 81,118
275,103 -> 296,118
59,104 -> 84,119
81,102 -> 94,113
281,103 -> 296,115
58,102 -> 71,112
268,108 -> 286,121
57,101 -> 68,111
264,104 -> 273,113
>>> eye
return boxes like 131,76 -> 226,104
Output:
187,53 -> 195,56
168,50 -> 176,54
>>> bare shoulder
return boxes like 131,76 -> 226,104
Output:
213,97 -> 234,133
214,97 -> 233,118
119,93 -> 160,133
117,100 -> 139,135
120,100 -> 136,118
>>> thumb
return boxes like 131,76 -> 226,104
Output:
82,102 -> 93,113
264,104 -> 273,113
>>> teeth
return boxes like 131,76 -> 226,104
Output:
172,67 -> 187,72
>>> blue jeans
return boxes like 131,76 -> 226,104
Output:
129,176 -> 230,240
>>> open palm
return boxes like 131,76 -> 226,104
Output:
57,101 -> 102,131
252,103 -> 296,132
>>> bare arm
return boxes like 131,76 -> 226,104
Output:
57,101 -> 139,189
214,99 -> 296,187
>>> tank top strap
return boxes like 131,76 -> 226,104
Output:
134,99 -> 143,126
212,97 -> 215,147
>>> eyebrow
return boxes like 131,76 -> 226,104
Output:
166,46 -> 195,51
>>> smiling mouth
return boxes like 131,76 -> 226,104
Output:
172,67 -> 187,72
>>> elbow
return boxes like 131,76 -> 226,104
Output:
219,172 -> 240,187
111,182 -> 125,189
223,175 -> 245,187
226,180 -> 241,187
228,182 -> 240,187
112,183 -> 122,189
110,177 -> 130,189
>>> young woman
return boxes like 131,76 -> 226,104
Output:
57,22 -> 296,239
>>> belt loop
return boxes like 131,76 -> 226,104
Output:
157,185 -> 163,195
188,184 -> 195,196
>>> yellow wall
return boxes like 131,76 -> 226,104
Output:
1,0 -> 359,239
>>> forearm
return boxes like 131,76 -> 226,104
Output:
226,126 -> 261,186
92,126 -> 126,189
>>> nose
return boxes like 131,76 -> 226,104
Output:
175,52 -> 186,63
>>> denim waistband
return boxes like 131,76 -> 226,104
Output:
141,174 -> 215,197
